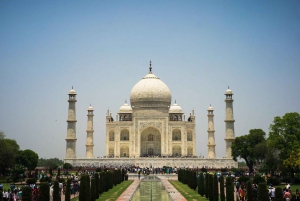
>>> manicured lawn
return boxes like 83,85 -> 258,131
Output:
97,180 -> 133,201
169,181 -> 207,201
70,180 -> 133,201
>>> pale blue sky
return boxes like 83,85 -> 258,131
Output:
0,1 -> 299,159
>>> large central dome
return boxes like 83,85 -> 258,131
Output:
130,64 -> 171,108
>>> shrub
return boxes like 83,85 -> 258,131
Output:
201,168 -> 207,173
79,175 -> 86,201
53,181 -> 60,201
220,175 -> 225,201
0,191 -> 3,201
58,178 -> 65,183
40,176 -> 51,183
63,163 -> 73,170
275,187 -> 282,201
22,186 -> 32,201
257,182 -> 268,201
26,178 -> 36,185
65,179 -> 71,201
237,175 -> 250,183
267,177 -> 281,186
57,168 -> 61,177
205,173 -> 209,199
226,176 -> 234,201
213,174 -> 218,201
86,175 -> 91,201
253,175 -> 265,185
39,182 -> 50,201
198,172 -> 205,196
209,174 -> 213,201
91,178 -> 96,201
95,173 -> 100,199
246,180 -> 253,201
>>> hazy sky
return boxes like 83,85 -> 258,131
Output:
0,1 -> 299,160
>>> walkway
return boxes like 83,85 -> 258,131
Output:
116,179 -> 141,201
161,179 -> 187,201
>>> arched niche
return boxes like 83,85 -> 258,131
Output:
187,146 -> 193,156
120,129 -> 129,141
187,129 -> 193,141
172,145 -> 181,157
120,146 -> 129,157
140,127 -> 161,157
108,146 -> 114,157
172,129 -> 181,141
109,130 -> 115,141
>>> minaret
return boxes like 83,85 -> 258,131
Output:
65,87 -> 77,158
207,105 -> 216,158
224,87 -> 235,158
86,105 -> 94,158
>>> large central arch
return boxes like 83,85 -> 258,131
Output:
140,127 -> 161,157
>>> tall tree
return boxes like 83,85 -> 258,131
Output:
53,181 -> 60,201
231,129 -> 266,173
91,178 -> 96,201
198,172 -> 205,196
39,182 -> 50,201
257,183 -> 269,201
220,175 -> 225,201
0,138 -> 20,174
213,174 -> 218,201
65,179 -> 71,201
16,149 -> 39,172
268,112 -> 300,183
225,176 -> 234,201
246,180 -> 253,201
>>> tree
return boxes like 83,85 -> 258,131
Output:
225,176 -> 234,201
91,178 -> 96,201
213,174 -> 218,201
257,182 -> 268,201
65,179 -> 71,201
275,186 -> 282,201
246,180 -> 253,201
16,149 -> 39,172
95,173 -> 100,199
220,175 -> 225,201
268,112 -> 300,183
11,164 -> 25,182
0,138 -> 20,174
79,175 -> 87,201
0,130 -> 5,139
231,129 -> 266,173
209,174 -> 213,201
205,173 -> 209,199
198,172 -> 205,196
53,181 -> 60,201
38,158 -> 63,169
22,186 -> 33,201
63,163 -> 73,170
39,182 -> 50,201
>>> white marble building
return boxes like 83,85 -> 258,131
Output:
64,62 -> 237,168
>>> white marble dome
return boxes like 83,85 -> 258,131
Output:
130,72 -> 171,108
69,88 -> 76,95
88,105 -> 94,111
119,102 -> 132,113
169,102 -> 183,113
225,88 -> 233,94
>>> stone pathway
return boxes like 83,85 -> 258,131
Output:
116,179 -> 141,201
60,193 -> 78,201
161,179 -> 187,201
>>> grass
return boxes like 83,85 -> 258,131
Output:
69,180 -> 133,201
169,181 -> 207,201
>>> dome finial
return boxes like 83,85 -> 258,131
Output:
72,86 -> 73,89
175,99 -> 176,104
228,86 -> 229,89
125,99 -> 127,103
149,60 -> 152,73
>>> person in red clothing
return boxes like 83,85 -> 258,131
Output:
239,186 -> 245,201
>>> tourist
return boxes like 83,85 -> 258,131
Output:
283,189 -> 291,201
239,186 -> 245,201
3,189 -> 8,201
270,186 -> 275,201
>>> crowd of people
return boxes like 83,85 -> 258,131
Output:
235,181 -> 300,201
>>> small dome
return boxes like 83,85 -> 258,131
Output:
225,87 -> 233,95
119,102 -> 132,113
130,69 -> 171,108
69,87 -> 76,95
208,105 -> 214,110
169,102 -> 183,113
88,105 -> 94,111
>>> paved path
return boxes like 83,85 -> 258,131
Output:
60,193 -> 78,201
116,179 -> 141,201
161,179 -> 187,201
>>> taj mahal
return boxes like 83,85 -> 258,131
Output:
64,62 -> 237,168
